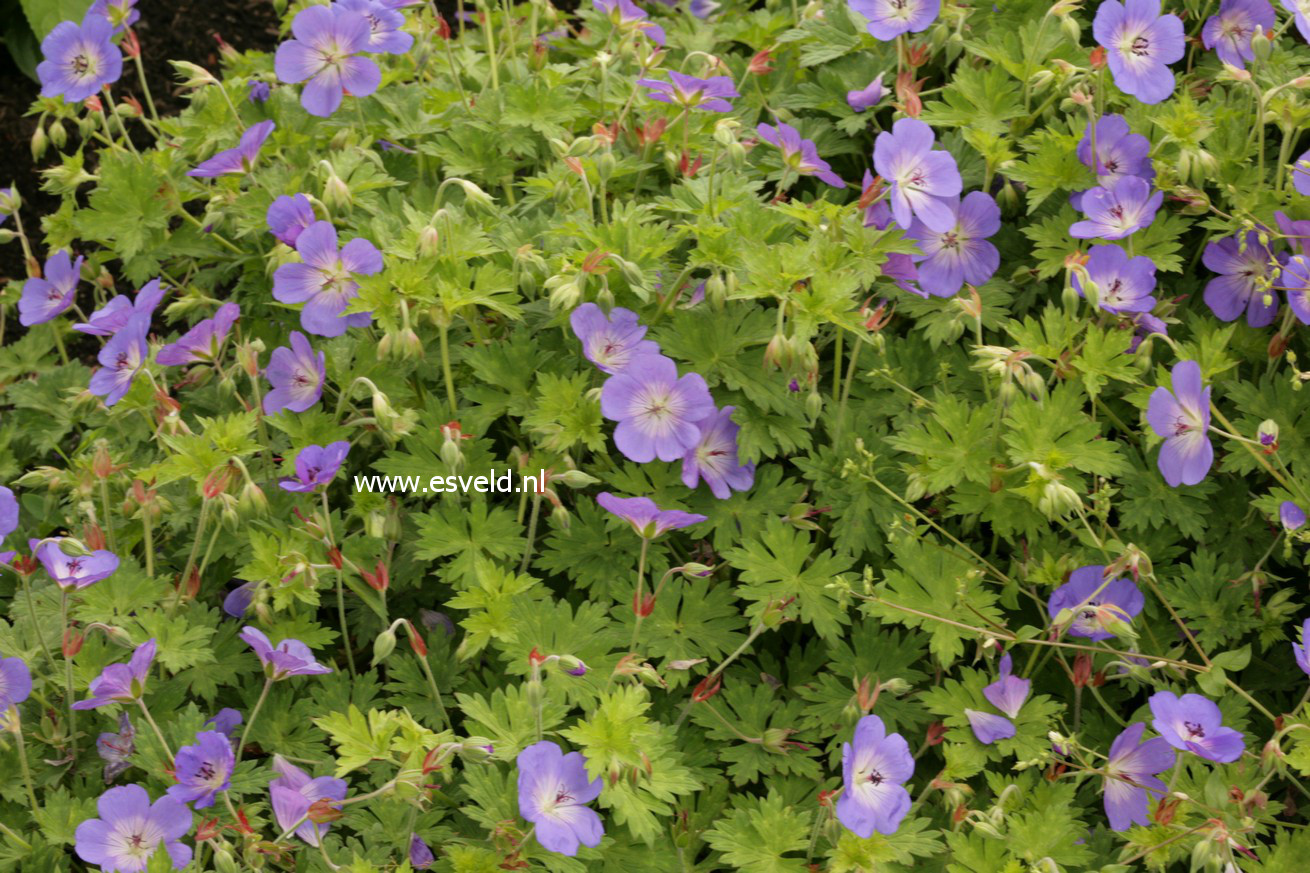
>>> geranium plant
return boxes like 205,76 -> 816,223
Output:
2,0 -> 1310,869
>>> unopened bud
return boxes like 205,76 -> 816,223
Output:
372,627 -> 398,666
1251,26 -> 1272,63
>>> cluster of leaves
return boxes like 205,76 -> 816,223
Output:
3,0 -> 1310,870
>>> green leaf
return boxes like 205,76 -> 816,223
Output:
703,792 -> 812,873
724,518 -> 853,639
19,0 -> 93,38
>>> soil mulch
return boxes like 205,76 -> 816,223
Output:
0,0 -> 282,284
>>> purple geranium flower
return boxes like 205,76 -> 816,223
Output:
1129,310 -> 1168,352
681,406 -> 755,499
37,13 -> 123,103
600,354 -> 715,462
0,485 -> 18,545
240,626 -> 333,679
187,120 -> 276,178
267,194 -> 316,247
1094,0 -> 1185,105
1202,232 -> 1278,327
88,312 -> 151,407
1282,501 -> 1306,532
89,0 -> 140,33
223,581 -> 258,618
410,834 -> 435,869
1070,176 -> 1162,240
569,303 -> 660,374
0,655 -> 32,710
907,191 -> 1000,297
849,0 -> 940,40
1279,255 -> 1310,324
338,0 -> 415,54
270,755 -> 349,846
1102,722 -> 1173,831
847,74 -> 886,112
983,653 -> 1030,719
873,118 -> 963,232
1294,149 -> 1310,196
1074,114 -> 1153,210
1202,0 -> 1275,68
689,0 -> 720,17
19,250 -> 83,326
862,174 -> 924,296
157,303 -> 241,366
1284,0 -> 1310,42
1149,691 -> 1245,763
1047,565 -> 1145,641
204,708 -> 243,739
275,4 -> 382,117
273,221 -> 380,337
73,638 -> 157,709
517,741 -> 604,856
248,80 -> 271,103
596,492 -> 707,539
1293,618 -> 1310,675
74,784 -> 192,872
97,712 -> 136,784
835,714 -> 913,837
638,71 -> 738,112
279,441 -> 350,492
593,0 -> 666,45
264,331 -> 326,415
757,122 -> 846,189
33,538 -> 120,589
1147,360 -> 1213,487
167,730 -> 234,809
1074,244 -> 1157,314
74,279 -> 167,337
965,709 -> 1016,744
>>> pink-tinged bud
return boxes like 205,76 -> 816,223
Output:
437,14 -> 452,39
564,157 -> 585,177
407,622 -> 428,657
528,647 -> 548,667
307,798 -> 343,824
92,442 -> 115,479
202,467 -> 232,499
327,547 -> 343,570
855,674 -> 878,713
122,95 -> 144,117
195,818 -> 221,841
925,721 -> 947,746
83,523 -> 107,552
1072,653 -> 1092,688
1153,796 -> 1179,825
213,32 -> 239,64
691,673 -> 722,702
85,95 -> 103,113
362,560 -> 389,591
637,118 -> 667,145
632,591 -> 656,618
12,554 -> 39,577
748,48 -> 774,75
1089,46 -> 1107,69
186,567 -> 202,600
63,626 -> 85,657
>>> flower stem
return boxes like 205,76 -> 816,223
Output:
98,478 -> 118,553
414,648 -> 451,729
236,677 -> 273,766
12,714 -> 40,808
136,698 -> 175,763
0,819 -> 31,852
322,491 -> 357,678
127,34 -> 161,126
628,537 -> 651,652
519,492 -> 542,573
171,500 -> 211,614
60,591 -> 77,746
438,321 -> 458,417
673,622 -> 767,727
142,507 -> 154,577
22,576 -> 58,676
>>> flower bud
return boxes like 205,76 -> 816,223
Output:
372,626 -> 398,666
548,279 -> 582,311
1258,419 -> 1279,449
0,187 -> 20,215
417,225 -> 441,258
62,626 -> 85,657
320,162 -> 351,211
1251,26 -> 1272,63
171,60 -> 220,88
680,562 -> 714,579
549,503 -> 571,530
30,125 -> 48,161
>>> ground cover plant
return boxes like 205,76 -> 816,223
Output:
5,0 -> 1310,869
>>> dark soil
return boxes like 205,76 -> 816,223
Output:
0,0 -> 282,283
